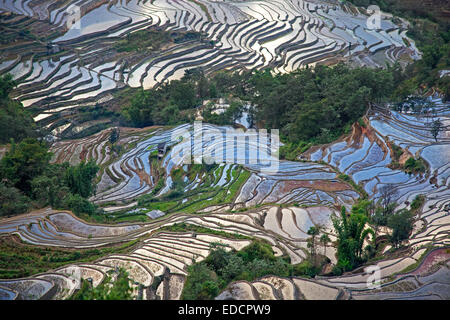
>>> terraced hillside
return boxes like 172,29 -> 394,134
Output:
0,0 -> 448,302
0,0 -> 420,134
0,93 -> 448,300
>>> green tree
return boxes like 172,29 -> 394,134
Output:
0,138 -> 51,195
387,209 -> 414,248
30,163 -> 71,208
109,128 -> 120,144
0,74 -> 37,143
62,193 -> 97,216
169,80 -> 197,110
0,182 -> 30,216
307,226 -> 320,266
182,263 -> 220,300
320,233 -> 331,257
332,207 -> 375,273
422,43 -> 443,69
430,118 -> 442,142
65,160 -> 99,198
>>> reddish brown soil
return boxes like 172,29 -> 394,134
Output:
281,180 -> 351,193
411,248 -> 450,276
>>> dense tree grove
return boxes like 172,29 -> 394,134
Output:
0,74 -> 38,144
119,79 -> 198,127
182,241 -> 293,300
0,138 -> 51,194
249,65 -> 395,143
65,161 -> 99,198
0,139 -> 99,217
201,100 -> 243,126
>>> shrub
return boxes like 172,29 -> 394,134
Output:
0,182 -> 30,216
404,157 -> 426,174
63,194 -> 97,216
410,194 -> 425,211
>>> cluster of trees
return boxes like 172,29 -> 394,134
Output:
332,206 -> 375,274
403,157 -> 426,174
121,63 -> 399,151
120,68 -> 242,128
201,100 -> 243,126
115,29 -> 172,53
71,268 -> 133,300
0,138 -> 99,217
120,81 -> 196,127
249,65 -> 396,144
389,143 -> 427,174
296,226 -> 331,277
332,186 -> 419,274
182,241 -> 292,299
0,74 -> 38,144
0,71 -> 100,218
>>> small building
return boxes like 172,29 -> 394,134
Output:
157,142 -> 167,159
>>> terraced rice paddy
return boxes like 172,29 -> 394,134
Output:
0,95 -> 448,299
0,0 -> 419,135
0,0 -> 448,301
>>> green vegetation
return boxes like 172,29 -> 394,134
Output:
109,128 -> 119,144
115,29 -> 171,53
71,268 -> 133,300
430,118 -> 443,142
391,143 -> 404,163
120,82 -> 195,127
0,236 -> 138,279
135,164 -> 250,215
0,75 -> 101,218
120,63 -> 400,158
0,138 -> 99,217
201,100 -> 243,126
279,141 -> 312,161
332,206 -> 375,274
0,138 -> 51,194
65,161 -> 99,198
306,226 -> 320,266
348,0 -> 449,99
387,209 -> 414,248
410,194 -> 425,211
181,218 -> 342,300
159,222 -> 250,240
0,183 -> 30,216
403,157 -> 426,174
181,241 -> 292,300
338,174 -> 368,198
389,143 -> 426,174
250,65 -> 395,145
341,193 -> 422,263
119,68 -> 220,128
0,74 -> 38,144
